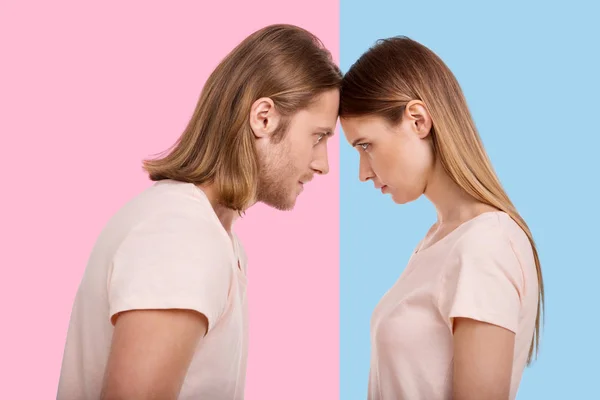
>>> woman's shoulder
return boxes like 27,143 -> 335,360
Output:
450,211 -> 536,278
453,211 -> 527,248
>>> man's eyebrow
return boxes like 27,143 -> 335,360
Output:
317,127 -> 335,137
351,137 -> 366,147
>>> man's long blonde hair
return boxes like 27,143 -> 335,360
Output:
143,24 -> 342,211
340,36 -> 544,364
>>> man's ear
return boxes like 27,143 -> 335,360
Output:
249,97 -> 281,139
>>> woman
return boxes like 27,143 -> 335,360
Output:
340,37 -> 544,400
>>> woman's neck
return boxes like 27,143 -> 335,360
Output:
423,159 -> 498,225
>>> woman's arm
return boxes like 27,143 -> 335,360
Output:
452,317 -> 515,400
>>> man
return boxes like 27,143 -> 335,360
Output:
57,24 -> 341,400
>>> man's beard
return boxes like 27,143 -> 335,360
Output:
256,141 -> 297,211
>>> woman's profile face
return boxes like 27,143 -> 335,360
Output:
341,114 -> 434,204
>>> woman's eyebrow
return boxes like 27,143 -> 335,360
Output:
351,137 -> 366,147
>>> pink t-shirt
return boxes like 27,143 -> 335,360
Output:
57,179 -> 248,400
369,211 -> 538,400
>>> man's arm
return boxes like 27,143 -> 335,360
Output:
100,309 -> 208,400
452,317 -> 515,400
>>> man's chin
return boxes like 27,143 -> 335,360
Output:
278,196 -> 297,211
260,194 -> 297,211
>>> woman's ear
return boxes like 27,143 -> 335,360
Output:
404,100 -> 432,139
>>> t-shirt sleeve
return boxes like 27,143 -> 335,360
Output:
107,211 -> 232,333
437,226 -> 525,334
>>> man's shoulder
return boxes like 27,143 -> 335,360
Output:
105,179 -> 224,245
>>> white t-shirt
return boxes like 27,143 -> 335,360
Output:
57,179 -> 248,400
368,211 -> 538,400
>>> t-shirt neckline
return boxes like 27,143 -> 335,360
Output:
412,211 -> 506,257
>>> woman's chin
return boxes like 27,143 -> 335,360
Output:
390,189 -> 420,205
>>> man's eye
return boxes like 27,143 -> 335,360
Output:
315,133 -> 326,145
359,143 -> 370,151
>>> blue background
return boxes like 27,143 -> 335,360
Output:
340,1 -> 600,399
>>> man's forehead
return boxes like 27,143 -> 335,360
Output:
307,90 -> 339,110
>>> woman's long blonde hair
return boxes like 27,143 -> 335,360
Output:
143,24 -> 342,211
340,36 -> 543,364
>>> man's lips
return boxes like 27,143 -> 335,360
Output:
299,176 -> 313,185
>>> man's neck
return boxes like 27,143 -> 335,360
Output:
196,183 -> 243,234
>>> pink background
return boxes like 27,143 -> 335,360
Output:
0,1 -> 339,398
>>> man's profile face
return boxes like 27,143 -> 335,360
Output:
257,89 -> 339,211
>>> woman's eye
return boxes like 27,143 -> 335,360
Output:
315,133 -> 326,145
359,143 -> 370,151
